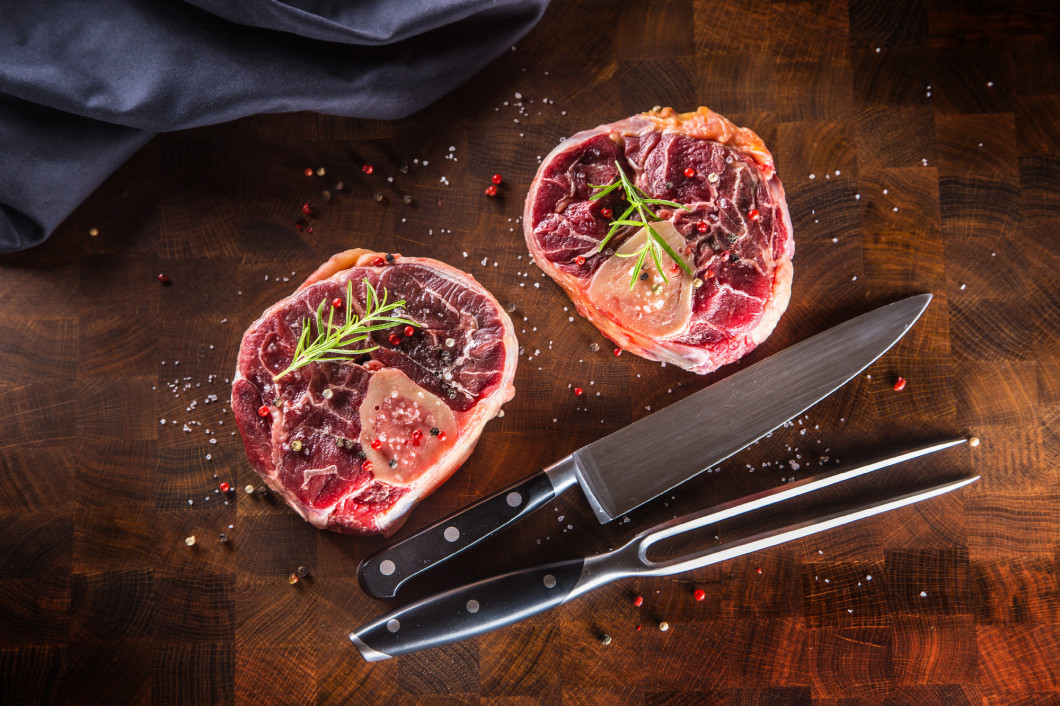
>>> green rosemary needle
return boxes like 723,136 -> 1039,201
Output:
590,161 -> 694,290
272,279 -> 416,382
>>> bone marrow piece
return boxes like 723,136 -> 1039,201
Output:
232,250 -> 518,536
587,222 -> 695,340
524,106 -> 795,374
357,368 -> 458,487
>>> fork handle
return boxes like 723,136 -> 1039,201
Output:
350,557 -> 585,661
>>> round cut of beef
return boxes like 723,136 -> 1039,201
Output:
524,107 -> 794,374
232,249 -> 517,536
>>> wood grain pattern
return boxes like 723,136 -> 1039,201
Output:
0,0 -> 1058,703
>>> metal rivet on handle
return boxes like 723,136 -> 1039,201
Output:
543,574 -> 557,589
386,619 -> 400,633
443,526 -> 460,542
379,559 -> 396,576
506,492 -> 522,507
466,599 -> 480,614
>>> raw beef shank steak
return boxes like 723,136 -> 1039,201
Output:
524,106 -> 794,374
232,250 -> 518,535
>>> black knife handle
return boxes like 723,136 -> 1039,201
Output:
359,469 -> 564,599
351,557 -> 585,660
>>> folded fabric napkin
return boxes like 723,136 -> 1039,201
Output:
0,0 -> 549,252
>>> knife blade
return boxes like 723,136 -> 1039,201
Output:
358,293 -> 932,599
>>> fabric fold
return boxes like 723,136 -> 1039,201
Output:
0,0 -> 549,253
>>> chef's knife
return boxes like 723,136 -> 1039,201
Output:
359,294 -> 932,599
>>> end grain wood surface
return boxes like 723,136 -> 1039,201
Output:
1,1 -> 1058,703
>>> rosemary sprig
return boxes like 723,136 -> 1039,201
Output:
272,279 -> 415,382
590,161 -> 694,290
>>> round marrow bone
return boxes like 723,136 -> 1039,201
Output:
358,368 -> 458,487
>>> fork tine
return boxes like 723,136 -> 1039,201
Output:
635,437 -> 968,547
641,475 -> 979,577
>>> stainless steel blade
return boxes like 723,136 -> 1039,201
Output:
571,294 -> 933,523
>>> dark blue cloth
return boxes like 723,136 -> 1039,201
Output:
0,0 -> 548,252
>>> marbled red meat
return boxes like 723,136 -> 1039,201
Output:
524,107 -> 794,374
232,249 -> 517,535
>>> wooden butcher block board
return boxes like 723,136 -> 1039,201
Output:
0,1 -> 1058,703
